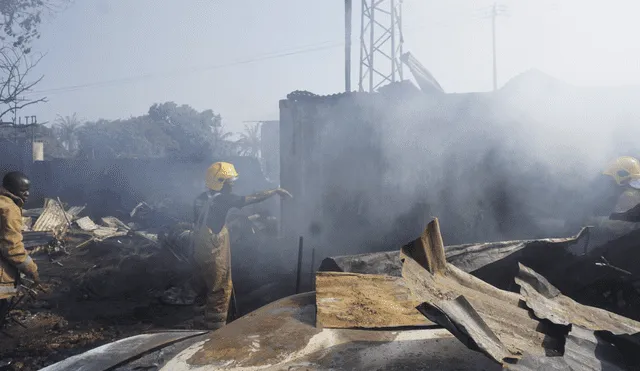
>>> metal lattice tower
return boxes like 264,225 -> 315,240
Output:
358,0 -> 404,92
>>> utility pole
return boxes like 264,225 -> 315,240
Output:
345,0 -> 352,92
491,3 -> 497,91
488,3 -> 507,91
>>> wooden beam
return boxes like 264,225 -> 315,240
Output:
316,271 -> 432,329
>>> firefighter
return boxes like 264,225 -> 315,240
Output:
0,172 -> 39,320
603,156 -> 640,222
193,162 -> 292,330
600,156 -> 640,222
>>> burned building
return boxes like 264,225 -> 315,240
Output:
279,72 -> 640,259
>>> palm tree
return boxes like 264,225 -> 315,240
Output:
55,113 -> 81,153
212,124 -> 234,156
236,123 -> 261,158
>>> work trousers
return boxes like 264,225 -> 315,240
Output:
0,298 -> 9,326
193,226 -> 232,330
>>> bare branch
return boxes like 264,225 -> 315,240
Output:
0,46 -> 45,120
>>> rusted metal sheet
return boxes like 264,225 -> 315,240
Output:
403,217 -> 447,275
316,271 -> 431,328
402,247 -> 552,361
445,227 -> 589,273
403,219 -> 640,368
319,250 -> 403,276
515,263 -> 640,335
318,227 -> 588,281
417,297 -> 518,363
40,330 -> 207,371
508,326 -> 628,371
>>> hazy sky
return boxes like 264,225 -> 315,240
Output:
22,0 -> 640,132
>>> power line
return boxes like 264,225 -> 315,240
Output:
27,3 -> 499,97
26,40 -> 347,96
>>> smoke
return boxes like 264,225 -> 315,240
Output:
288,70 -> 640,257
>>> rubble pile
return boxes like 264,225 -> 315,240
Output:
0,197 -> 290,370
317,219 -> 640,370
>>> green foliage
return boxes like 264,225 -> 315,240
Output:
0,0 -> 70,52
54,112 -> 80,153
75,102 -> 235,160
236,123 -> 261,158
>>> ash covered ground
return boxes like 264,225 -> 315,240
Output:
0,204 -> 300,371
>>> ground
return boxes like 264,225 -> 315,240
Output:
0,228 -> 299,371
0,236 -> 200,370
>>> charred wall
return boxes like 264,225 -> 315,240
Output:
278,84 -> 622,259
280,90 -> 424,259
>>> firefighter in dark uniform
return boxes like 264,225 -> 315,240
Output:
193,162 -> 292,330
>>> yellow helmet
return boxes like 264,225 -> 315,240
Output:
205,162 -> 239,191
603,156 -> 640,186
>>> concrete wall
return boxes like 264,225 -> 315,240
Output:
280,92 -> 412,259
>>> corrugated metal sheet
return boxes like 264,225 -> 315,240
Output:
403,251 -> 553,361
318,228 -> 588,278
76,216 -> 98,231
22,216 -> 32,231
23,231 -> 55,249
32,199 -> 71,237
445,227 -> 589,273
22,208 -> 44,217
515,263 -> 640,335
401,219 -> 640,369
67,206 -> 86,219
508,326 -> 628,371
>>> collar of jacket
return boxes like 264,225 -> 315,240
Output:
0,187 -> 24,208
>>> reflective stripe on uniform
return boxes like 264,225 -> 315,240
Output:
0,286 -> 17,295
15,255 -> 33,272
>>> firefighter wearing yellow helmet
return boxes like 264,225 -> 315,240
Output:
193,162 -> 292,330
602,156 -> 640,221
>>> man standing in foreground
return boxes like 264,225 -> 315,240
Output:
193,162 -> 292,330
0,172 -> 39,321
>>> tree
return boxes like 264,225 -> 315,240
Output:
236,123 -> 261,158
0,47 -> 45,121
76,102 -> 235,159
0,0 -> 71,52
54,112 -> 80,152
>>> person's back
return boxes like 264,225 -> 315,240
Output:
194,190 -> 245,235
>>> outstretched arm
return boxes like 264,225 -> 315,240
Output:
243,188 -> 293,207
